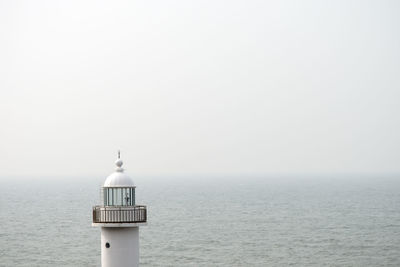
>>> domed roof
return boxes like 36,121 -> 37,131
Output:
103,158 -> 135,187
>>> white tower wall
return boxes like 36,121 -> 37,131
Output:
101,227 -> 139,267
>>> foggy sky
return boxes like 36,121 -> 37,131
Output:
1,0 -> 399,178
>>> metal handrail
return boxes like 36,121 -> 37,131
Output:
93,205 -> 147,223
93,205 -> 147,210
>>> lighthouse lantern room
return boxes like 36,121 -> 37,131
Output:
92,154 -> 147,267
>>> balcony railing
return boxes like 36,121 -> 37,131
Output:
93,205 -> 147,223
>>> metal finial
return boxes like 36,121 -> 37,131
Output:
115,150 -> 123,170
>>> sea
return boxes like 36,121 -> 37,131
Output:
1,175 -> 399,266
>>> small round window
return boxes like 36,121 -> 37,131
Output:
105,242 -> 110,248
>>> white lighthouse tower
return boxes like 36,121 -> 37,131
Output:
92,154 -> 147,267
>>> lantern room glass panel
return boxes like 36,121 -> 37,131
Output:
103,187 -> 135,206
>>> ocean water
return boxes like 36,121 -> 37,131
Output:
1,176 -> 399,266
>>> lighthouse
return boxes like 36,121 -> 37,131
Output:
92,154 -> 147,267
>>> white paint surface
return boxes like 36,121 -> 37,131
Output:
101,227 -> 139,267
93,222 -> 146,227
103,159 -> 135,187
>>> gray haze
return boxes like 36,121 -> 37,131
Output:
0,0 -> 399,178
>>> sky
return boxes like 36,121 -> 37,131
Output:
0,0 -> 399,178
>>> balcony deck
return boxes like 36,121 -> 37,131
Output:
92,205 -> 147,226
